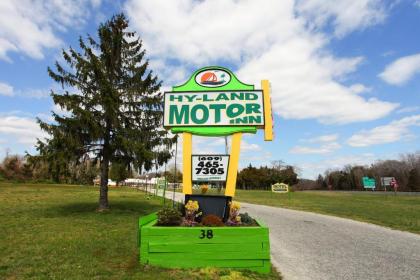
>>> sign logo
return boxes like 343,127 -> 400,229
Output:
195,69 -> 231,87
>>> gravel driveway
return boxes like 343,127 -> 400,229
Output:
151,189 -> 420,280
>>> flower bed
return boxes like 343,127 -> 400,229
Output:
138,212 -> 271,273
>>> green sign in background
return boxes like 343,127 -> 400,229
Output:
362,177 -> 376,189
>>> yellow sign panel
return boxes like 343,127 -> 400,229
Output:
271,183 -> 289,193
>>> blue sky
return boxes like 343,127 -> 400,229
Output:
0,0 -> 419,178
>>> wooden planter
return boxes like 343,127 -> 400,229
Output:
138,213 -> 271,273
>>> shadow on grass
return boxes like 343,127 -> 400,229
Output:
45,200 -> 161,218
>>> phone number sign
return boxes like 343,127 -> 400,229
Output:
192,155 -> 229,182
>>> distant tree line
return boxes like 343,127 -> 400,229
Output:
0,154 -> 99,185
0,153 -> 178,186
236,161 -> 298,190
314,152 -> 420,192
2,152 -> 419,192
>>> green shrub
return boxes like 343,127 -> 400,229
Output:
239,213 -> 257,226
156,207 -> 182,226
201,214 -> 224,227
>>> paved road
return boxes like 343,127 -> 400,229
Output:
150,189 -> 420,280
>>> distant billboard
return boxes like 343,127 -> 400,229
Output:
271,183 -> 289,193
381,177 -> 394,187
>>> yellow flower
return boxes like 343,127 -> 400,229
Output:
230,201 -> 240,211
201,184 -> 209,194
185,200 -> 199,211
236,216 -> 241,222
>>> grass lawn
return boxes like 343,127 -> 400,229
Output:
0,183 -> 280,280
233,189 -> 420,234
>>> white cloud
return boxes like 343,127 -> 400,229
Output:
379,53 -> 420,85
295,0 -> 388,37
0,83 -> 55,99
349,83 -> 372,94
0,82 -> 13,96
291,133 -> 341,154
23,88 -> 50,99
381,50 -> 395,57
90,0 -> 102,8
125,0 -> 397,124
414,0 -> 420,8
0,115 -> 47,145
241,140 -> 262,152
297,153 -> 376,179
396,106 -> 420,114
52,104 -> 71,117
347,115 -> 420,147
290,142 -> 341,154
240,151 -> 273,166
0,0 -> 98,61
305,133 -> 339,143
237,43 -> 396,124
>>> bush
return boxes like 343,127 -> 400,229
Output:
156,208 -> 182,226
0,155 -> 32,181
201,214 -> 224,227
238,213 -> 257,226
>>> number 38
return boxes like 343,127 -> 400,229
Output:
199,229 -> 213,239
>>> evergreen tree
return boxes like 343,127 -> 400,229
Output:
109,162 -> 130,186
36,14 -> 173,210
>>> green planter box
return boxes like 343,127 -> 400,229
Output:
138,213 -> 271,274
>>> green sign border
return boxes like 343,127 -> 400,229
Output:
170,66 -> 258,136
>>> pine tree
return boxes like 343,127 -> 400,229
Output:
36,14 -> 173,210
109,162 -> 130,186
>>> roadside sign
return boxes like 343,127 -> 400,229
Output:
192,155 -> 229,182
381,177 -> 395,187
362,177 -> 376,189
156,178 -> 167,189
271,183 -> 289,193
